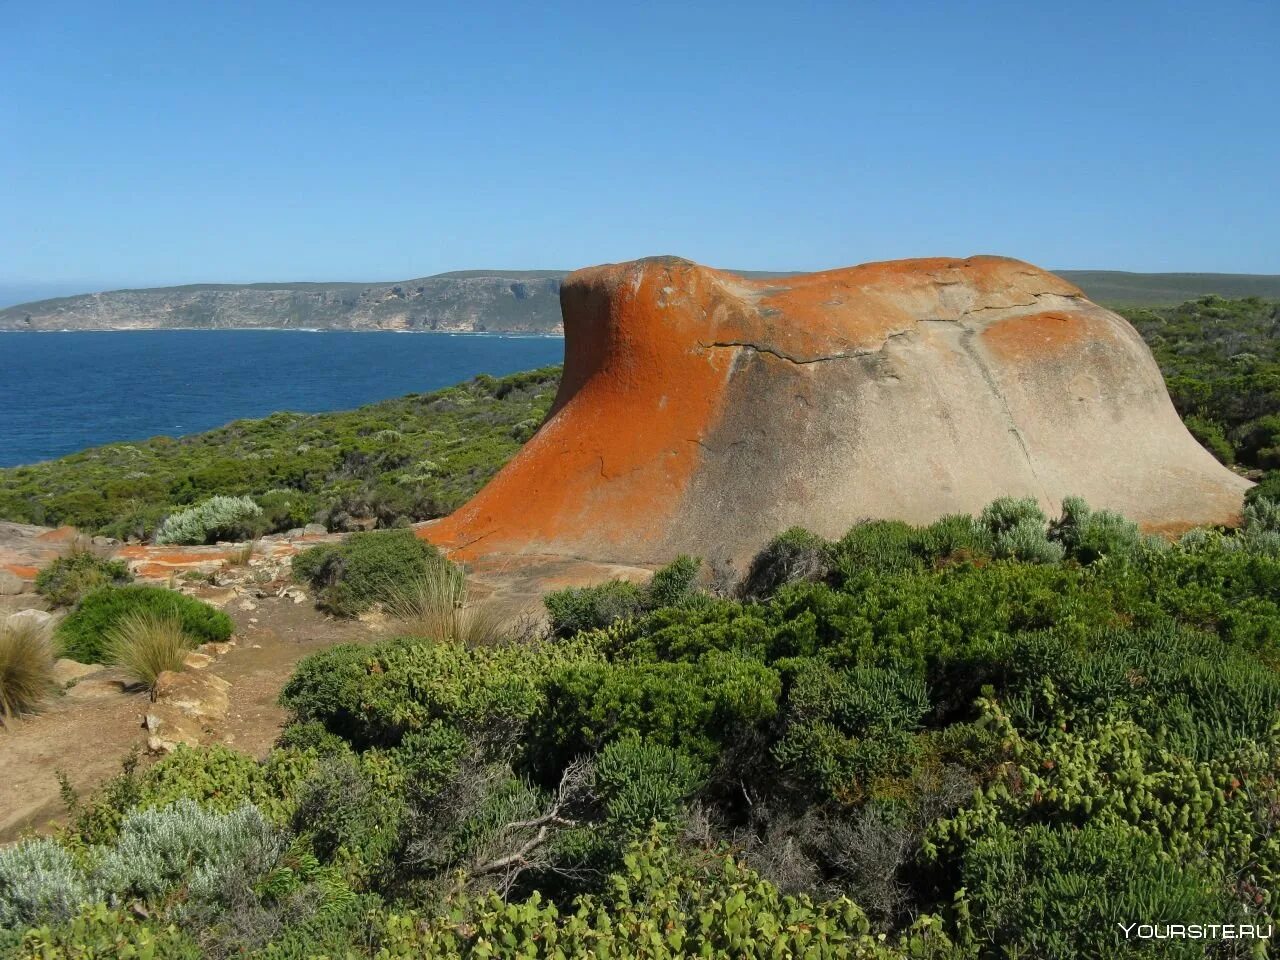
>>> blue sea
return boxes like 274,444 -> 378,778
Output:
0,330 -> 565,468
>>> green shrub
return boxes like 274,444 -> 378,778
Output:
291,528 -> 442,617
911,514 -> 992,564
1049,495 -> 1144,564
118,744 -> 316,828
544,556 -> 706,638
291,756 -> 401,880
373,833 -> 948,958
994,519 -> 1062,563
978,496 -> 1047,538
1185,414 -> 1236,464
1246,471 -> 1280,505
0,618 -> 55,720
544,579 -> 644,637
102,611 -> 195,689
281,635 -> 604,751
773,661 -> 929,800
1243,495 -> 1280,534
978,497 -> 1064,563
536,652 -> 781,767
644,554 -> 701,608
255,488 -> 322,532
16,902 -> 202,959
154,494 -> 265,545
950,820 -> 1238,959
594,736 -> 707,835
55,586 -> 233,664
0,839 -> 90,930
830,520 -> 921,582
277,643 -> 381,744
92,799 -> 284,907
35,552 -> 132,608
276,720 -> 352,757
740,527 -> 830,599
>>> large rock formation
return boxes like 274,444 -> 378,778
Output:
424,256 -> 1250,567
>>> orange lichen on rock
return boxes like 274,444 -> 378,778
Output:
427,259 -> 739,559
420,255 -> 1250,567
980,310 -> 1101,362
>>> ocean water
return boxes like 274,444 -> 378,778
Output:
0,330 -> 565,467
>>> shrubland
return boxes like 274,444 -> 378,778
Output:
2,297 -> 1278,955
0,298 -> 1274,545
1128,295 -> 1280,497
0,366 -> 559,540
54,586 -> 232,665
4,498 -> 1279,958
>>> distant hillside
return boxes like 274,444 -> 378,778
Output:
2,267 -> 1276,332
1058,270 -> 1280,305
0,271 -> 568,333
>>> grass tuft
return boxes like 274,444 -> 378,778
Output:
103,611 -> 195,690
384,557 -> 509,646
0,619 -> 56,720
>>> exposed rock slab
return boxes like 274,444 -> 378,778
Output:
423,255 -> 1251,568
51,658 -> 102,687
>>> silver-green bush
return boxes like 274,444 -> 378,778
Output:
155,495 -> 263,545
93,799 -> 284,906
0,838 -> 92,930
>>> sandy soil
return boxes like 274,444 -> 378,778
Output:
0,595 -> 373,842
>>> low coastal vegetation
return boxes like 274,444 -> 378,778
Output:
3,496 -> 1280,957
0,301 -> 1275,545
1128,295 -> 1280,498
291,528 -> 446,617
33,551 -> 133,608
54,586 -> 232,665
0,579 -> 231,721
0,619 -> 55,721
1,296 -> 1278,957
101,611 -> 199,691
0,366 -> 559,541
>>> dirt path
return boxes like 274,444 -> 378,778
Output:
0,596 -> 373,842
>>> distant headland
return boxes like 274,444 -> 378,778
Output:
2,267 -> 1278,333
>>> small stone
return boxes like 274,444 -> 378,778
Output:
0,570 -> 24,595
302,523 -> 327,536
182,651 -> 213,670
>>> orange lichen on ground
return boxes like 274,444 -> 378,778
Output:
34,526 -> 80,544
980,310 -> 1100,362
3,564 -> 39,580
114,545 -> 232,565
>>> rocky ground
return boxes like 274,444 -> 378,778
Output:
0,521 -> 651,842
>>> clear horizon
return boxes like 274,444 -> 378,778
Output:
3,0 -> 1277,289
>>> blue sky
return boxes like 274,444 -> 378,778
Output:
2,0 -> 1276,290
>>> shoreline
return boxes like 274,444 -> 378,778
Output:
0,327 -> 564,337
